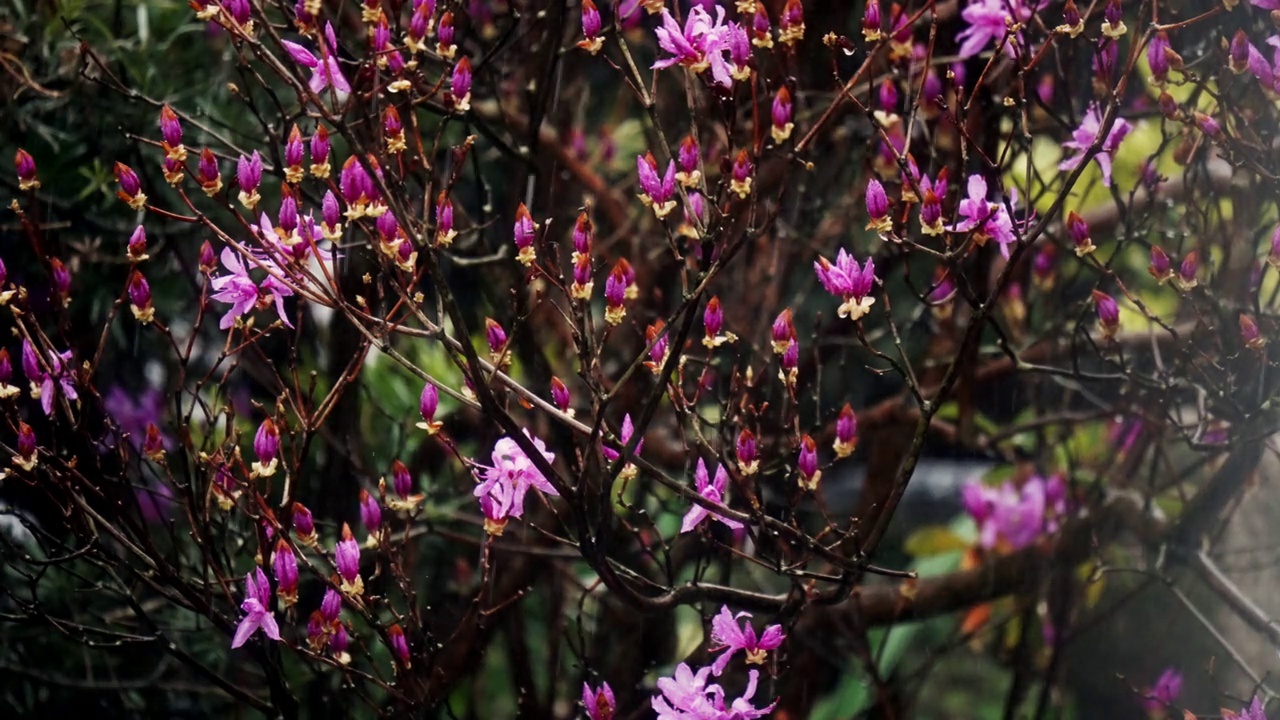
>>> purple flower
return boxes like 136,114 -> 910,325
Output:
652,6 -> 738,88
962,476 -> 1059,551
450,56 -> 473,112
680,459 -> 744,533
335,524 -> 363,595
513,202 -> 538,264
23,340 -> 77,416
583,681 -> 616,720
473,431 -> 559,527
813,248 -> 876,321
388,624 -> 411,667
957,0 -> 1038,59
359,488 -> 382,541
1142,667 -> 1183,712
637,153 -> 678,218
281,24 -> 351,99
15,149 -> 39,191
1058,104 -> 1132,188
736,429 -> 759,476
652,663 -> 717,718
210,248 -> 294,330
273,539 -> 299,606
797,435 -> 821,490
947,174 -> 1020,256
1233,695 -> 1268,720
231,568 -> 281,648
865,178 -> 891,234
834,404 -> 858,457
709,605 -> 785,675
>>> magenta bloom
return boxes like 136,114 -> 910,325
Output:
652,664 -> 776,720
273,539 -> 299,605
637,153 -> 678,217
814,248 -> 876,321
1058,104 -> 1132,188
231,568 -> 281,649
957,0 -> 1039,59
962,476 -> 1061,551
709,605 -> 785,675
1232,696 -> 1268,720
948,174 -> 1019,256
583,681 -> 616,720
1142,667 -> 1183,712
281,23 -> 351,99
210,248 -> 294,330
680,459 -> 744,533
652,6 -> 737,88
473,431 -> 559,528
335,524 -> 362,594
359,488 -> 382,536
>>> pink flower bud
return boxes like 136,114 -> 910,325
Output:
309,125 -> 331,178
438,11 -> 456,54
644,320 -> 669,372
195,148 -> 222,196
778,0 -> 804,45
703,296 -> 724,339
435,192 -> 456,247
604,262 -> 628,325
736,429 -> 758,475
417,382 -> 442,433
862,0 -> 883,41
49,258 -> 70,302
1175,250 -> 1199,291
253,418 -> 281,477
1092,290 -> 1120,340
335,524 -> 363,594
752,3 -> 773,47
450,56 -> 472,112
237,151 -> 262,192
359,488 -> 382,536
834,404 -> 858,457
578,0 -> 603,52
199,241 -> 217,274
1067,211 -> 1093,256
583,681 -> 616,720
572,212 -> 594,258
128,271 -> 154,323
292,502 -> 316,542
771,309 -> 795,354
1194,112 -> 1219,136
485,317 -> 508,357
114,162 -> 147,209
678,135 -> 700,178
571,254 -> 593,298
1101,0 -> 1125,37
273,538 -> 299,605
1148,32 -> 1172,82
779,338 -> 799,387
551,377 -> 572,414
637,152 -> 677,215
330,621 -> 349,656
513,203 -> 537,264
1148,246 -> 1173,282
159,104 -> 183,152
798,434 -> 820,490
320,587 -> 342,622
1059,0 -> 1082,36
389,624 -> 411,667
14,421 -> 37,470
1240,314 -> 1266,350
128,225 -> 149,262
771,86 -> 794,142
877,79 -> 898,114
730,150 -> 753,198
14,149 -> 39,190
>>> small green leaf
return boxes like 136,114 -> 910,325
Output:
904,526 -> 971,558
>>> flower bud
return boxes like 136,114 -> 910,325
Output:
199,241 -> 217,274
779,338 -> 799,388
14,421 -> 38,470
450,56 -> 473,113
114,162 -> 147,210
128,271 -> 155,324
49,258 -> 71,306
1228,30 -> 1251,75
865,178 -> 891,234
293,501 -> 317,547
863,0 -> 883,41
273,538 -> 299,606
778,0 -> 805,45
1268,224 -> 1280,270
330,621 -> 350,660
644,320 -> 669,373
0,349 -> 18,399
389,624 -> 411,667
771,86 -> 794,143
1194,112 -> 1220,137
551,377 -> 573,416
159,105 -> 185,161
604,262 -> 629,326
572,212 -> 594,259
128,225 -> 150,263
702,296 -> 737,348
736,429 -> 758,475
309,125 -> 331,179
771,309 -> 795,354
15,149 -> 39,191
1173,250 -> 1199,291
513,202 -> 538,266
320,587 -> 342,623
1132,246 -> 1169,288
236,151 -> 263,210
834,404 -> 858,457
140,422 -> 165,461
676,136 -> 701,188
578,0 -> 603,53
1057,0 -> 1083,36
571,254 -> 594,300
797,434 -> 820,490
437,11 -> 457,58
192,148 -> 222,196
1101,0 -> 1126,38
335,523 -> 363,595
1067,211 -> 1093,256
417,382 -> 442,433
359,489 -> 382,546
920,189 -> 943,236
730,150 -> 753,199
485,317 -> 509,361
751,3 -> 773,48
1092,290 -> 1120,341
435,192 -> 456,247
252,418 -> 281,477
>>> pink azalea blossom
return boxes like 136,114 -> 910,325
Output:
680,459 -> 744,533
1142,667 -> 1183,712
962,475 -> 1066,551
231,568 -> 281,648
473,431 -> 559,524
652,6 -> 740,88
957,0 -> 1040,59
708,605 -> 785,675
1058,104 -> 1133,187
281,23 -> 351,99
652,664 -> 777,720
947,175 -> 1021,257
813,248 -> 876,321
210,248 -> 294,330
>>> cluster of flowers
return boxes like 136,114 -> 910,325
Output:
579,604 -> 791,719
961,474 -> 1068,552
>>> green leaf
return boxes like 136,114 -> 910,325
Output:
904,526 -> 971,558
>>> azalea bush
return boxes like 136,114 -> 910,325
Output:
4,0 -> 1280,717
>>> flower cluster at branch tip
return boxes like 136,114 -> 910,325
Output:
22,339 -> 78,416
962,474 -> 1067,552
652,5 -> 755,88
210,248 -> 294,330
583,681 -> 615,720
680,459 -> 744,534
957,0 -> 1042,59
709,605 -> 785,675
814,248 -> 876,321
652,663 -> 776,719
1058,103 -> 1133,188
472,431 -> 558,536
948,175 -> 1020,257
232,567 -> 281,648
